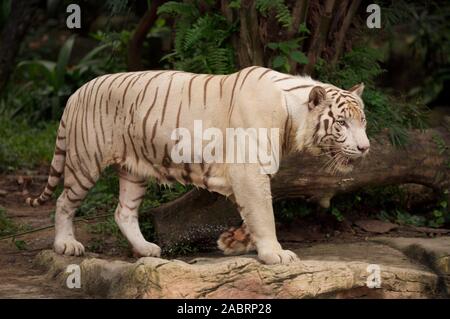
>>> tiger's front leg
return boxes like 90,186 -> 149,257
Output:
115,170 -> 161,257
227,164 -> 298,265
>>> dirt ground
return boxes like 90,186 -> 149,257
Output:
1,171 -> 448,298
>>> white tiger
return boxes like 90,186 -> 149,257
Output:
26,66 -> 369,264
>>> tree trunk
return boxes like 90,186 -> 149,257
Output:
0,0 -> 40,93
288,0 -> 309,73
127,0 -> 165,71
303,0 -> 337,74
235,0 -> 265,68
144,127 -> 450,249
330,0 -> 361,65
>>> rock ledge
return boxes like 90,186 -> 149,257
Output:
34,238 -> 450,298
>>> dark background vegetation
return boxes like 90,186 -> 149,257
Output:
0,0 -> 448,253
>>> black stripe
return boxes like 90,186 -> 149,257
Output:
188,74 -> 201,109
66,164 -> 90,192
142,87 -> 159,153
239,66 -> 260,90
284,85 -> 313,92
258,69 -> 271,80
160,75 -> 174,125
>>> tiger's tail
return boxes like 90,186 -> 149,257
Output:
26,119 -> 67,207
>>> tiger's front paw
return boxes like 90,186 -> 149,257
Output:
54,237 -> 85,256
132,242 -> 161,258
258,246 -> 299,265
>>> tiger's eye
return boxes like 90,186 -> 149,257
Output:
337,120 -> 346,126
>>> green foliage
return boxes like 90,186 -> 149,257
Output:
330,207 -> 344,222
0,207 -> 30,250
432,133 -> 450,168
91,30 -> 132,74
255,0 -> 292,28
12,36 -> 112,121
158,1 -> 236,74
268,24 -> 309,73
275,199 -> 313,223
315,46 -> 428,145
225,0 -> 294,28
381,0 -> 450,103
396,210 -> 426,226
428,202 -> 447,228
0,116 -> 58,172
331,185 -> 449,228
275,185 -> 448,228
14,239 -> 28,251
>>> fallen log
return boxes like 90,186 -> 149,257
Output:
143,127 -> 450,250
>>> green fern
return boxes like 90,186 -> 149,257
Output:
256,0 -> 292,28
157,1 -> 199,17
104,0 -> 129,15
158,1 -> 236,74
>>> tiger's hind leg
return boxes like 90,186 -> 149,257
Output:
115,170 -> 161,257
217,196 -> 256,255
54,169 -> 98,256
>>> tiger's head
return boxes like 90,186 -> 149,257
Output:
302,83 -> 370,174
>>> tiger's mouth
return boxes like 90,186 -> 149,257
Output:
322,148 -> 359,174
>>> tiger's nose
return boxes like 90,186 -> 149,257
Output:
357,145 -> 369,154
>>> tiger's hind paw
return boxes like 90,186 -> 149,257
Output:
217,224 -> 256,255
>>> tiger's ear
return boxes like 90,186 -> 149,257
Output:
348,82 -> 364,97
308,86 -> 327,110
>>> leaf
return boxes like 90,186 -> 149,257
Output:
267,42 -> 279,50
16,60 -> 56,84
55,36 -> 76,88
331,207 -> 344,222
433,210 -> 443,217
290,51 -> 308,64
272,55 -> 286,68
14,239 -> 27,251
298,22 -> 310,34
160,51 -> 178,62
278,42 -> 292,55
77,43 -> 111,66
229,0 -> 241,9
157,1 -> 199,17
